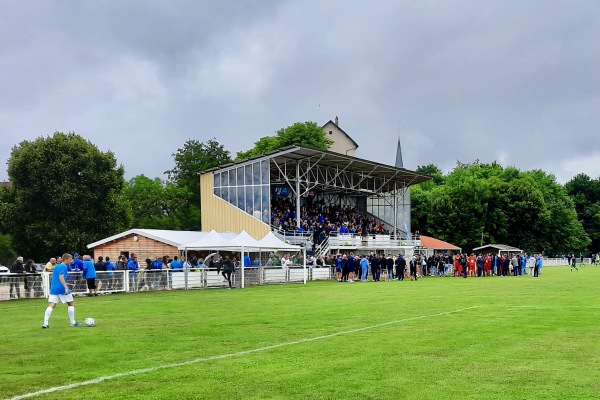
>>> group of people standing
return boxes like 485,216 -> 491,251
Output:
326,251 -> 550,283
449,253 -> 543,278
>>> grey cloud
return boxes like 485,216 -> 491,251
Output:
1,0 -> 599,184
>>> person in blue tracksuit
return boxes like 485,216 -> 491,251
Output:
82,255 -> 97,296
127,256 -> 140,290
360,255 -> 369,281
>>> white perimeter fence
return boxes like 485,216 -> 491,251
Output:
1,258 -> 595,301
0,266 -> 333,301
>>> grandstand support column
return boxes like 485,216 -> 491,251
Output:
296,161 -> 301,231
241,245 -> 245,289
393,182 -> 397,239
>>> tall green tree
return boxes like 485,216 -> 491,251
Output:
124,175 -> 200,230
565,173 -> 600,254
411,161 -> 589,254
6,132 -> 130,259
165,138 -> 231,210
236,121 -> 333,160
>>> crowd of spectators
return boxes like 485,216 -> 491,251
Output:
271,197 -> 391,244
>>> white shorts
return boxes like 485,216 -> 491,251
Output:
48,294 -> 74,304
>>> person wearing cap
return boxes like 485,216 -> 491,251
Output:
72,253 -> 83,272
9,257 -> 25,298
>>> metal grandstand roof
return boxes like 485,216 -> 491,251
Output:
205,145 -> 431,195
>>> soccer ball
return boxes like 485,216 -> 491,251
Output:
84,317 -> 96,327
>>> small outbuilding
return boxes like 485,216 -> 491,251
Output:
86,229 -> 235,265
472,244 -> 522,256
418,235 -> 462,257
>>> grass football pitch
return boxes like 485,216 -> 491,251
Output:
1,267 -> 599,399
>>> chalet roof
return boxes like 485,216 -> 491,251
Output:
472,244 -> 522,252
87,229 -> 237,249
419,235 -> 461,251
322,120 -> 360,149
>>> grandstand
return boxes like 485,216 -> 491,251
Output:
200,144 -> 430,257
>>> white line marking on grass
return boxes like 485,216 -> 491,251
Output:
6,305 -> 480,400
507,305 -> 600,309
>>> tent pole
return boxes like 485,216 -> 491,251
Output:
303,247 -> 307,284
241,245 -> 245,289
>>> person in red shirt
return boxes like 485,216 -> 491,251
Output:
467,254 -> 476,277
484,254 -> 492,276
454,254 -> 461,277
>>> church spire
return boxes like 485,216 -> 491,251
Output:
395,136 -> 404,168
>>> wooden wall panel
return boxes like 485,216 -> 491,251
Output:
200,172 -> 270,240
91,234 -> 178,267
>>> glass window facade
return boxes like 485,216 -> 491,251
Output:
366,189 -> 411,236
213,159 -> 271,224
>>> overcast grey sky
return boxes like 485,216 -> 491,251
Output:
1,0 -> 599,183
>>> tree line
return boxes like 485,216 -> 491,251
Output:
411,162 -> 598,255
0,124 -> 598,263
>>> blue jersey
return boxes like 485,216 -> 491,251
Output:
73,258 -> 84,271
82,260 -> 96,279
50,264 -> 70,295
170,260 -> 182,271
151,260 -> 163,270
127,260 -> 139,271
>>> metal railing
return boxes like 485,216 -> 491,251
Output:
271,228 -> 313,245
327,232 -> 421,248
